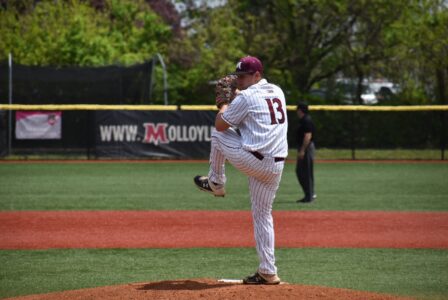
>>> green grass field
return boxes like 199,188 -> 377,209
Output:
0,162 -> 447,211
0,161 -> 447,299
1,248 -> 447,299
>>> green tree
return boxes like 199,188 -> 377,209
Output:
226,0 -> 445,105
0,0 -> 171,66
342,0 -> 409,104
163,3 -> 245,104
384,0 -> 448,104
228,0 -> 361,102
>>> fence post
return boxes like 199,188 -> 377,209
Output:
442,111 -> 446,160
154,53 -> 168,105
87,111 -> 93,160
351,111 -> 356,160
8,53 -> 12,156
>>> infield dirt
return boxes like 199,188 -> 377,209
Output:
1,210 -> 447,249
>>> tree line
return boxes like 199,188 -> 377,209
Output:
1,0 -> 447,105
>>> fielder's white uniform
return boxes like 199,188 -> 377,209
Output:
208,78 -> 288,275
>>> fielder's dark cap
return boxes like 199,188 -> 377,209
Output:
231,56 -> 263,75
297,102 -> 309,114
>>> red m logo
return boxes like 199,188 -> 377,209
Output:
142,123 -> 169,145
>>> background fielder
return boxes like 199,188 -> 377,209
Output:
194,56 -> 288,285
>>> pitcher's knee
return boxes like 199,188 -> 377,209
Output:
251,206 -> 273,219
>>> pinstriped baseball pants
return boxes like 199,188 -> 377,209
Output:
208,128 -> 284,275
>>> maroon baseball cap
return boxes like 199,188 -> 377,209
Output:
231,56 -> 263,75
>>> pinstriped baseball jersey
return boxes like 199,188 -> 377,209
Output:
221,79 -> 288,158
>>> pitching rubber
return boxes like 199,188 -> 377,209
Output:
218,279 -> 288,284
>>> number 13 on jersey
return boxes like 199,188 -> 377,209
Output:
265,98 -> 285,125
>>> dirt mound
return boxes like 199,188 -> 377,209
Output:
6,279 -> 414,300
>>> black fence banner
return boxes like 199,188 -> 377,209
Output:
0,60 -> 154,105
94,110 -> 215,158
0,111 -> 7,156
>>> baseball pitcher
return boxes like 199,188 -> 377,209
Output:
194,56 -> 288,285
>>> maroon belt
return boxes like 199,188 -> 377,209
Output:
250,151 -> 285,162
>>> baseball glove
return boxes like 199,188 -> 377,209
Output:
215,75 -> 238,109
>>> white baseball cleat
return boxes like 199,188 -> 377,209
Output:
194,175 -> 225,197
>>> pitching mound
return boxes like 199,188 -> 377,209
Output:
7,279 -> 414,300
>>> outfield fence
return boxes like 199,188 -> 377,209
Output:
0,104 -> 447,160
